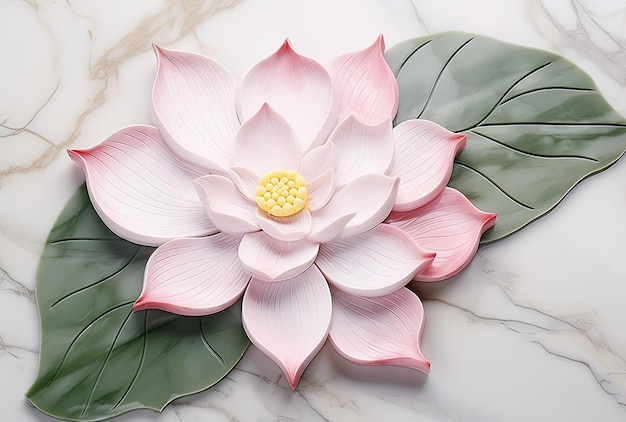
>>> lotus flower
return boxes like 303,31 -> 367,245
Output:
68,37 -> 496,389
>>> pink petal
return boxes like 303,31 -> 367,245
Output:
242,265 -> 332,389
133,234 -> 249,315
306,168 -> 335,212
330,116 -> 394,187
388,120 -> 466,212
331,35 -> 399,124
239,40 -> 337,152
386,188 -> 496,281
233,103 -> 301,176
255,208 -> 312,241
228,166 -> 259,203
315,174 -> 399,238
299,141 -> 337,182
238,231 -> 319,282
329,287 -> 430,373
68,125 -> 217,247
194,175 -> 259,235
152,45 -> 239,174
316,224 -> 434,297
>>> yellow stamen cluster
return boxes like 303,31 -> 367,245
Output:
256,169 -> 307,217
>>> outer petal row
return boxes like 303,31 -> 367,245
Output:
152,45 -> 239,175
68,125 -> 217,247
387,187 -> 497,281
242,265 -> 332,390
329,287 -> 430,373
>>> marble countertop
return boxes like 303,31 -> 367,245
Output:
2,1 -> 626,421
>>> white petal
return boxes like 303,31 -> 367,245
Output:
68,125 -> 217,247
194,175 -> 259,234
316,224 -> 434,297
330,116 -> 394,187
332,35 -> 399,124
329,287 -> 430,373
317,174 -> 399,238
307,213 -> 356,244
152,45 -> 239,174
388,119 -> 466,211
134,234 -> 249,315
242,265 -> 331,389
239,40 -> 337,152
238,231 -> 319,281
299,141 -> 337,182
233,103 -> 301,176
306,168 -> 335,212
229,166 -> 259,203
255,208 -> 312,241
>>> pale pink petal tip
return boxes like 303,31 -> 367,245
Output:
329,287 -> 430,374
233,103 -> 300,177
133,235 -> 249,315
239,37 -> 336,152
242,266 -> 332,389
387,187 -> 497,282
332,35 -> 399,124
68,126 -> 216,247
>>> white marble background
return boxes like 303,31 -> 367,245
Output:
1,0 -> 626,421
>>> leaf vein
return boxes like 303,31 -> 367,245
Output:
417,37 -> 475,119
468,130 -> 599,162
392,39 -> 432,76
82,310 -> 134,416
459,61 -> 552,131
110,310 -> 149,413
453,162 -> 535,210
49,301 -> 134,386
499,86 -> 596,106
50,246 -> 143,309
199,318 -> 225,365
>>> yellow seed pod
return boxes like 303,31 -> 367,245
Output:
256,169 -> 307,217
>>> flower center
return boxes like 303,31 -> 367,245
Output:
255,169 -> 307,217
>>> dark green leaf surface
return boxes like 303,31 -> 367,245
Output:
386,32 -> 626,242
27,185 -> 249,421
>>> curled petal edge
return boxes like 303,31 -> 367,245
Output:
387,187 -> 497,282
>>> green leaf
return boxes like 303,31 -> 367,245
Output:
386,32 -> 626,243
27,185 -> 249,421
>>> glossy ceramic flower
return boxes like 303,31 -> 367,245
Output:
68,37 -> 496,389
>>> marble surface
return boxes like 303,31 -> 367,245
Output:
2,0 -> 626,421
